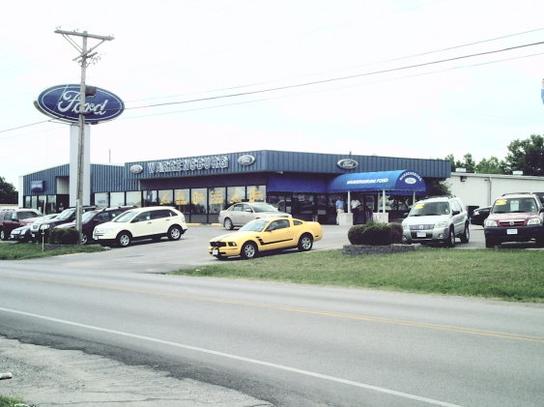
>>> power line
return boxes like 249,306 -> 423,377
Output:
126,39 -> 544,111
0,120 -> 53,135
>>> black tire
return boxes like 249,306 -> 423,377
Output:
460,223 -> 470,243
445,227 -> 455,248
485,238 -> 496,248
240,241 -> 258,259
298,233 -> 313,251
0,229 -> 7,241
167,225 -> 182,241
116,231 -> 132,248
224,218 -> 234,230
81,233 -> 88,245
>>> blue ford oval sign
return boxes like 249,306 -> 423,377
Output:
237,154 -> 256,166
35,84 -> 124,124
337,158 -> 359,170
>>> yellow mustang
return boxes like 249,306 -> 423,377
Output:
209,217 -> 323,259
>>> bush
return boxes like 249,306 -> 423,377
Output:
347,222 -> 400,246
48,227 -> 80,245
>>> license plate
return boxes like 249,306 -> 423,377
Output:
506,228 -> 518,235
212,248 -> 219,255
416,231 -> 426,238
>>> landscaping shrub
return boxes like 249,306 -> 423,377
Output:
48,227 -> 80,245
348,222 -> 400,245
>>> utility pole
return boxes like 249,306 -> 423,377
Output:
54,29 -> 114,243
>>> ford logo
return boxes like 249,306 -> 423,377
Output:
404,177 -> 417,185
237,154 -> 256,166
337,158 -> 359,170
35,84 -> 124,124
129,164 -> 143,174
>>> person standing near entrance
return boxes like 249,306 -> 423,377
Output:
335,197 -> 345,225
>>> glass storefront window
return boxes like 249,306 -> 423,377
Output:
158,190 -> 174,206
126,191 -> 142,207
46,195 -> 56,214
143,190 -> 158,206
24,196 -> 31,208
110,192 -> 125,207
37,195 -> 46,213
31,196 -> 38,209
208,187 -> 226,214
174,189 -> 190,214
247,185 -> 266,202
191,188 -> 207,214
227,186 -> 245,204
94,192 -> 109,208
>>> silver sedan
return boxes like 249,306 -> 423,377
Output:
218,202 -> 290,229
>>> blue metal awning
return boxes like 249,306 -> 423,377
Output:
328,170 -> 426,193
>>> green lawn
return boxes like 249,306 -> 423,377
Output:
173,249 -> 544,302
0,396 -> 27,407
0,242 -> 104,260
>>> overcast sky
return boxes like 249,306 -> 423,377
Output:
1,0 -> 544,188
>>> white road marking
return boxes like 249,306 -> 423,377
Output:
0,306 -> 463,407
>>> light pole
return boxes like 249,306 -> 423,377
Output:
54,29 -> 113,242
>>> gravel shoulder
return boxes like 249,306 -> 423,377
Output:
0,336 -> 272,407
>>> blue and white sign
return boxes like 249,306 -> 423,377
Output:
35,84 -> 124,124
129,164 -> 144,174
237,154 -> 256,166
30,180 -> 44,193
337,158 -> 359,170
329,170 -> 426,193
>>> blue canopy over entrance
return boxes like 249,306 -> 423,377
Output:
328,170 -> 426,193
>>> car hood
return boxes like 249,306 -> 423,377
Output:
20,218 -> 38,225
402,214 -> 450,226
55,222 -> 76,229
487,212 -> 537,221
210,231 -> 258,242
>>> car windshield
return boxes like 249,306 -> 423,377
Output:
82,211 -> 97,222
56,208 -> 75,221
239,219 -> 268,232
408,202 -> 450,217
18,211 -> 39,220
251,203 -> 278,213
492,197 -> 538,214
113,210 -> 137,223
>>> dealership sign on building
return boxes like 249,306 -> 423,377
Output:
34,84 -> 124,124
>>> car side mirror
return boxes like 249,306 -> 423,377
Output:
452,210 -> 460,216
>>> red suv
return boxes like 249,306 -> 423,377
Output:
484,193 -> 544,248
0,209 -> 42,240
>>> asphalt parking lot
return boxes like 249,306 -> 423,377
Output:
9,223 -> 527,274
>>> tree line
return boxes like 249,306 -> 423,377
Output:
446,134 -> 544,176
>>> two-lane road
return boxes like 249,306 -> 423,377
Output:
1,258 -> 543,406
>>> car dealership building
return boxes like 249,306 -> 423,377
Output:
20,150 -> 450,224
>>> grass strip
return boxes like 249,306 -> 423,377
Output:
0,243 -> 104,260
172,249 -> 544,302
0,396 -> 27,407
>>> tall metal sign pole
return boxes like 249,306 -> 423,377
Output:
54,29 -> 113,242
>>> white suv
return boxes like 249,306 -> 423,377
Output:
401,196 -> 469,247
93,206 -> 188,247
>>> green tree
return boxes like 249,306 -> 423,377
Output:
444,153 -> 475,172
0,176 -> 17,204
426,179 -> 451,196
475,156 -> 507,174
505,134 -> 544,175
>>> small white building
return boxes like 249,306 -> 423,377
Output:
446,172 -> 544,210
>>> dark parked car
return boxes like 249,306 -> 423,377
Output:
31,206 -> 96,241
10,214 -> 58,242
0,208 -> 41,240
470,206 -> 491,226
53,206 -> 133,244
484,193 -> 544,248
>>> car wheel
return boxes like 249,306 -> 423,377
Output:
460,223 -> 470,243
81,233 -> 88,245
241,241 -> 258,259
0,229 -> 6,241
224,218 -> 234,230
445,227 -> 455,248
298,233 -> 313,251
116,232 -> 132,248
167,225 -> 182,241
